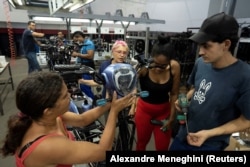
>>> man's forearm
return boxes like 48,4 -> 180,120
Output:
77,52 -> 94,60
207,115 -> 250,138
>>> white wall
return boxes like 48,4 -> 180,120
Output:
90,0 -> 210,32
0,0 -> 238,33
0,8 -> 29,24
143,0 -> 210,32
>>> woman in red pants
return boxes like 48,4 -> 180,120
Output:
134,35 -> 180,151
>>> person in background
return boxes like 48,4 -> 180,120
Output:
57,31 -> 67,46
55,31 -> 69,64
57,31 -> 65,41
22,21 -> 44,74
169,12 -> 250,151
79,40 -> 135,107
78,40 -> 136,116
79,40 -> 130,96
71,31 -> 95,69
71,31 -> 95,100
134,35 -> 181,151
0,71 -> 135,167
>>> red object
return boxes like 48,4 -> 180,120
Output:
135,98 -> 172,151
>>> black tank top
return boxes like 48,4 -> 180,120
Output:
139,66 -> 173,104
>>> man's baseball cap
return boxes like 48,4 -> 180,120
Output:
189,12 -> 239,44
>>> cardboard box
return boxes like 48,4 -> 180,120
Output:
224,136 -> 238,151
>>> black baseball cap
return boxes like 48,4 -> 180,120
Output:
189,12 -> 239,44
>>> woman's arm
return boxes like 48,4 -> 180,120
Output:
31,93 -> 135,166
128,88 -> 137,116
78,78 -> 100,86
168,60 -> 181,126
61,103 -> 111,127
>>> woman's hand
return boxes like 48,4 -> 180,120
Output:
174,99 -> 182,112
128,97 -> 137,117
158,117 -> 174,132
128,107 -> 135,117
161,118 -> 175,132
110,92 -> 136,115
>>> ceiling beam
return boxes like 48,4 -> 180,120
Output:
25,0 -> 48,7
27,11 -> 165,24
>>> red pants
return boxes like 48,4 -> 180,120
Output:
135,98 -> 172,151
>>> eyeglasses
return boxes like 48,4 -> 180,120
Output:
115,50 -> 128,55
148,61 -> 168,69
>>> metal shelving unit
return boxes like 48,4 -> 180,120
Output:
125,27 -> 162,59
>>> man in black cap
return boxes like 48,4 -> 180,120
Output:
169,12 -> 250,150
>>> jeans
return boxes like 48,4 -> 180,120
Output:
25,52 -> 42,74
169,137 -> 221,151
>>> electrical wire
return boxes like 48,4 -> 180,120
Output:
3,0 -> 16,65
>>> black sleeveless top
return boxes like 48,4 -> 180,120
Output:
139,66 -> 173,104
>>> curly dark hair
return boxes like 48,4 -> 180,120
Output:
150,34 -> 175,61
0,72 -> 64,157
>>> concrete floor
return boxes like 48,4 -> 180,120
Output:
0,57 -> 28,167
0,57 -> 156,167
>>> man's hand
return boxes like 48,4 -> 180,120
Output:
187,130 -> 210,147
71,51 -> 79,57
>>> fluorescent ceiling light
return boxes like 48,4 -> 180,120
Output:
17,0 -> 23,5
71,18 -> 90,23
94,20 -> 114,24
7,0 -> 16,8
63,0 -> 74,9
69,3 -> 83,12
69,0 -> 95,12
116,21 -> 136,25
84,0 -> 95,4
33,17 -> 63,22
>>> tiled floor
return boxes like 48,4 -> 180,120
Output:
0,57 -> 156,167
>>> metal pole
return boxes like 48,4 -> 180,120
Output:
121,22 -> 130,41
66,18 -> 71,40
220,0 -> 237,15
95,20 -> 103,56
145,27 -> 150,59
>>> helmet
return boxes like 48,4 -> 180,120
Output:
102,63 -> 137,98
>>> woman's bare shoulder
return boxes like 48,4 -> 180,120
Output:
170,59 -> 180,67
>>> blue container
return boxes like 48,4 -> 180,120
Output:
69,100 -> 79,114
